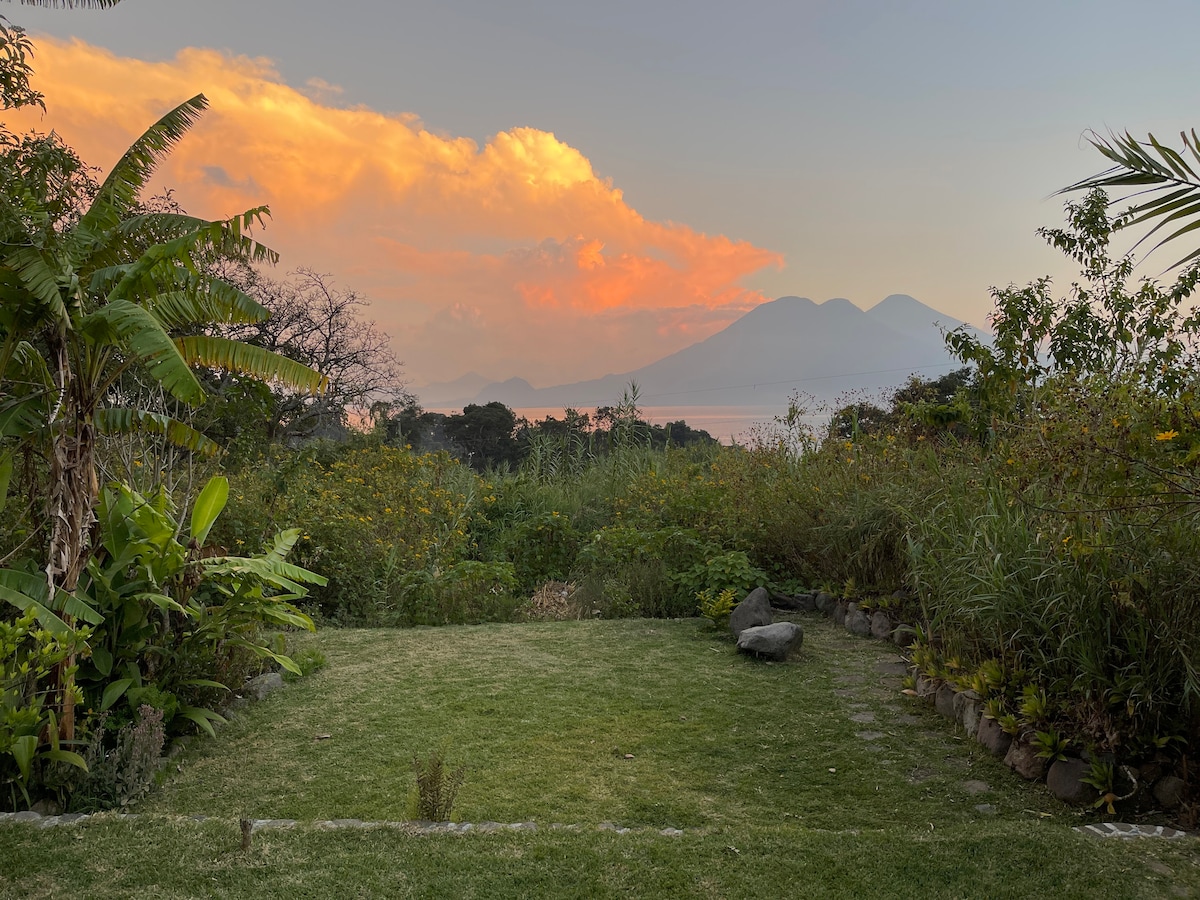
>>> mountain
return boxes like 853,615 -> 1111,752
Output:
444,294 -> 983,411
415,371 -> 496,408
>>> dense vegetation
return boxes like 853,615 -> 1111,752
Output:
2,14 -> 1199,827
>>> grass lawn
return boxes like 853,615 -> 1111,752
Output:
2,616 -> 1197,898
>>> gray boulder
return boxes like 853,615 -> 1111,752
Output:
243,672 -> 285,701
934,683 -> 957,719
769,589 -> 815,612
953,690 -> 984,738
869,611 -> 892,641
729,587 -> 772,637
1003,736 -> 1048,781
1047,757 -> 1098,806
1153,775 -> 1186,810
976,716 -> 1012,756
814,592 -> 836,614
845,606 -> 871,637
832,600 -> 849,628
792,592 -> 817,613
736,622 -> 804,661
915,674 -> 938,699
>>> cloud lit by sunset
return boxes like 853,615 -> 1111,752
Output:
11,38 -> 783,386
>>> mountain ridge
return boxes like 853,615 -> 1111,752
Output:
420,294 -> 985,410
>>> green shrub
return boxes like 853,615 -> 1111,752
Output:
697,588 -> 738,631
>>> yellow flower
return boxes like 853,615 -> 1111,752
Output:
1156,430 -> 1180,441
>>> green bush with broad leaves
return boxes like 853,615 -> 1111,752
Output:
76,475 -> 322,737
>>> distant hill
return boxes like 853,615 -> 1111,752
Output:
424,295 -> 984,411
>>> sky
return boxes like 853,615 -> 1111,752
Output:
6,0 -> 1200,392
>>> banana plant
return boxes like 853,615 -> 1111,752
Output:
78,475 -> 323,736
1,90 -> 327,738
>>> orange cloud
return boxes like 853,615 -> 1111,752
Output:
11,38 -> 784,386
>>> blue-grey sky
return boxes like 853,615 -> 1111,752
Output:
8,0 -> 1200,386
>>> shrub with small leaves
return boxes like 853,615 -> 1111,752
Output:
697,587 -> 738,631
69,705 -> 165,811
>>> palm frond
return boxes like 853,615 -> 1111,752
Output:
4,246 -> 70,328
176,335 -> 327,394
80,299 -> 206,404
76,95 -> 209,238
141,283 -> 268,331
1059,129 -> 1200,269
104,211 -> 278,306
96,407 -> 221,456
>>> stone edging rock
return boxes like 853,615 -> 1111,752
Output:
1074,823 -> 1190,840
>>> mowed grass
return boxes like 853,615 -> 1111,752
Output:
2,616 -> 1199,898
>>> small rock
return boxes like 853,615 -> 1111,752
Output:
976,715 -> 1012,757
845,607 -> 871,637
736,622 -> 804,661
1003,737 -> 1048,781
974,804 -> 998,815
962,779 -> 990,795
243,672 -> 284,701
1153,775 -> 1186,810
869,611 -> 892,641
729,587 -> 772,638
934,683 -> 957,719
1046,757 -> 1099,806
953,690 -> 983,738
891,624 -> 919,648
832,600 -> 849,627
915,675 -> 938,699
814,592 -> 836,614
770,590 -> 815,612
29,799 -> 61,817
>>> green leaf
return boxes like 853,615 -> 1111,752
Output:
55,591 -> 103,625
189,476 -> 229,546
101,678 -> 134,712
96,408 -> 220,457
91,645 -> 113,677
41,749 -> 88,773
9,735 -> 36,782
179,678 -> 230,692
178,706 -> 227,738
176,335 -> 327,395
80,300 -> 205,405
0,569 -> 70,635
133,592 -> 185,613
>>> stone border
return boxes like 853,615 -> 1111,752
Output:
783,588 -> 1194,839
0,810 -> 686,837
1075,823 -> 1190,840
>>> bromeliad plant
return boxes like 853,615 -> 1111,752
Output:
79,475 -> 323,736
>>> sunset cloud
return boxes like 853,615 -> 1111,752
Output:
11,38 -> 783,386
